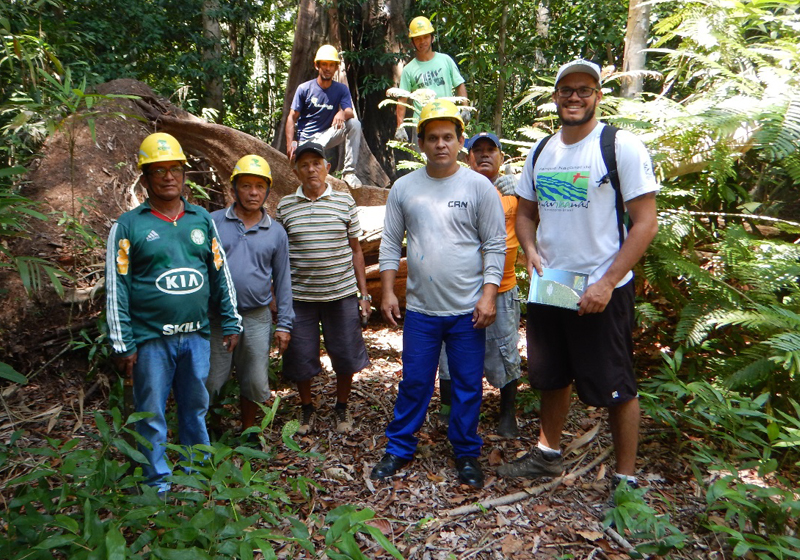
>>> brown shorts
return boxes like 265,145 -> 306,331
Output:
282,295 -> 370,382
526,280 -> 637,407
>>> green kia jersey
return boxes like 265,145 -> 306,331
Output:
106,198 -> 242,356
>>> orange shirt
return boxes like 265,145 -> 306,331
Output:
498,191 -> 519,293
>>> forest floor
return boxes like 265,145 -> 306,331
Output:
2,315 -> 732,560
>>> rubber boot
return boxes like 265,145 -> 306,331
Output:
438,378 -> 452,429
497,380 -> 520,438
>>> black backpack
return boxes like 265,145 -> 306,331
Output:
529,125 -> 627,247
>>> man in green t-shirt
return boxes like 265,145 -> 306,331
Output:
394,16 -> 468,142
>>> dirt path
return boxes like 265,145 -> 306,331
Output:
2,321 -> 715,559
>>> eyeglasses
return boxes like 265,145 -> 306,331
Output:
555,86 -> 600,99
148,166 -> 185,178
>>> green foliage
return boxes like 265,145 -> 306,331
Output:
603,484 -> 688,557
641,350 -> 800,558
0,406 -> 402,559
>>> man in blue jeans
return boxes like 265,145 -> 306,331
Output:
373,100 -> 506,488
106,133 -> 242,494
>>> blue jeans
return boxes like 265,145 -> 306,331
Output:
386,311 -> 485,459
133,333 -> 211,492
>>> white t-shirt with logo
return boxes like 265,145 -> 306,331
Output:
516,123 -> 658,286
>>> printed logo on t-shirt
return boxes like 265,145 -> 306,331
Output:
535,169 -> 592,211
146,230 -> 160,242
413,68 -> 445,88
310,96 -> 334,111
155,267 -> 205,295
447,200 -> 468,208
191,229 -> 205,245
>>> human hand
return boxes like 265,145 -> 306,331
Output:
577,280 -> 614,315
495,174 -> 518,196
274,331 -> 291,354
223,333 -> 239,353
526,251 -> 543,278
472,292 -> 497,329
287,141 -> 297,161
332,110 -> 346,129
394,126 -> 409,142
381,292 -> 402,327
114,352 -> 138,379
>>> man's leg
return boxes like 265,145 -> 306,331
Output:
172,332 -> 211,450
385,311 -> 442,459
539,386 -> 572,450
484,287 -> 522,437
133,338 -> 175,492
608,397 -> 640,476
234,307 -> 273,430
444,314 -> 486,458
206,316 -> 232,435
342,117 -> 361,176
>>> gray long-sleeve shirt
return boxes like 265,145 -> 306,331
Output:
211,205 -> 294,332
380,166 -> 506,316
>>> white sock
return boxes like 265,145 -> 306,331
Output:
614,473 -> 638,485
537,442 -> 561,455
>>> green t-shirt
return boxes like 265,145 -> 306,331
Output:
399,52 -> 465,117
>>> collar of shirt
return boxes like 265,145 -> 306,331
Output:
294,184 -> 333,201
137,197 -> 199,215
224,204 -> 272,228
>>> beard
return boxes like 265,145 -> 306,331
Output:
557,98 -> 598,127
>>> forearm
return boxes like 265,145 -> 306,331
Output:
380,269 -> 398,298
515,198 -> 539,258
396,101 -> 407,128
598,218 -> 658,289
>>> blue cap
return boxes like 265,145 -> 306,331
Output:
466,132 -> 502,151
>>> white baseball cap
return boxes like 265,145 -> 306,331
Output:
555,59 -> 601,85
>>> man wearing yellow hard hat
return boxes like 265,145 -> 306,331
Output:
373,100 -> 506,489
285,44 -> 363,188
207,155 -> 294,445
105,132 -> 242,494
394,16 -> 468,142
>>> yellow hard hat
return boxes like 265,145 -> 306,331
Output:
417,99 -> 464,133
230,155 -> 272,186
409,16 -> 434,38
137,133 -> 187,168
314,44 -> 340,63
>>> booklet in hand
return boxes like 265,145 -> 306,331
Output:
527,268 -> 588,310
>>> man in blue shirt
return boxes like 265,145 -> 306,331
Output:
286,45 -> 362,188
208,155 -> 294,443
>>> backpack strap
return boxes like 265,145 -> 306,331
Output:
529,134 -> 554,189
599,125 -> 625,247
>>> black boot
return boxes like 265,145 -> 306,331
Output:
438,378 -> 452,428
497,380 -> 519,438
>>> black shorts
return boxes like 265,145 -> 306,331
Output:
526,280 -> 637,407
282,295 -> 370,382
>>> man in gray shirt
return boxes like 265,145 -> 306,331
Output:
372,100 -> 506,488
208,155 -> 294,443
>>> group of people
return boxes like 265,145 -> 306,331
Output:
106,14 -> 659,501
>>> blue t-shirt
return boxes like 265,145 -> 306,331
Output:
291,79 -> 354,142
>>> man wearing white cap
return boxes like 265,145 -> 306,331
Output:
499,60 -> 659,505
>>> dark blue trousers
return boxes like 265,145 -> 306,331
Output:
386,311 -> 485,459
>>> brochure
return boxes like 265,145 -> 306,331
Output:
527,268 -> 588,310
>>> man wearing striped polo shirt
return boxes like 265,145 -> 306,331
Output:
276,142 -> 372,435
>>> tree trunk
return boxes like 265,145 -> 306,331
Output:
202,0 -> 224,120
492,2 -> 510,136
620,0 -> 651,98
274,0 -> 395,187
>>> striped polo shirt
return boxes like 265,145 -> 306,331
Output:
276,185 -> 362,302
